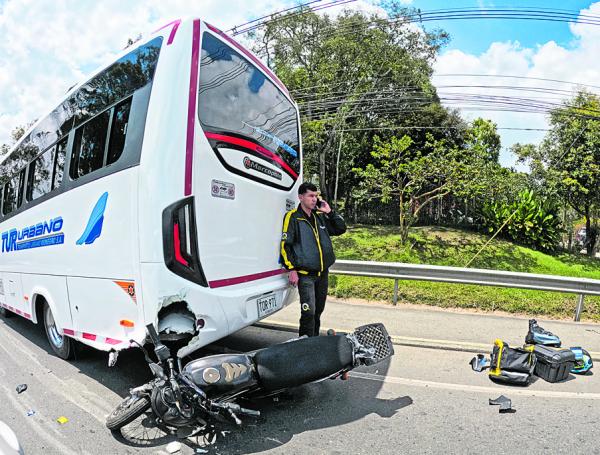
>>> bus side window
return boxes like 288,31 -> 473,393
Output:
27,146 -> 55,202
2,177 -> 16,215
70,110 -> 110,180
107,98 -> 131,166
52,138 -> 67,189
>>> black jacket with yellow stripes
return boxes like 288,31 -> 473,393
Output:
280,205 -> 347,273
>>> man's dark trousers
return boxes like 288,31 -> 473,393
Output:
297,271 -> 329,337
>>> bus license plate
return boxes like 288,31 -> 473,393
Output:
257,294 -> 279,318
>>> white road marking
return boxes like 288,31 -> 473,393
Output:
350,371 -> 600,399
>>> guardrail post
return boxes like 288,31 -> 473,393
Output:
574,294 -> 585,322
393,279 -> 398,306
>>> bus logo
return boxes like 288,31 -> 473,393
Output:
1,217 -> 64,253
243,156 -> 282,181
76,192 -> 108,245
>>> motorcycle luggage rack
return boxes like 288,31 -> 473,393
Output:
352,323 -> 394,366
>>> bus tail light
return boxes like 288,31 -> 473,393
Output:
162,197 -> 208,287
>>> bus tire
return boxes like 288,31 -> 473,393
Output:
106,395 -> 151,431
43,302 -> 73,360
0,307 -> 12,318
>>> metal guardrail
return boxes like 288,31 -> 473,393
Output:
329,260 -> 600,322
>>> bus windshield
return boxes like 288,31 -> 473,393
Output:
198,32 -> 300,180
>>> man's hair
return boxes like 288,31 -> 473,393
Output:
298,182 -> 318,195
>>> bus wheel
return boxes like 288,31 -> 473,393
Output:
0,306 -> 13,318
43,303 -> 73,360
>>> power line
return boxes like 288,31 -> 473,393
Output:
230,0 -> 358,35
232,6 -> 600,37
337,126 -> 550,132
433,74 -> 600,91
226,0 -> 325,33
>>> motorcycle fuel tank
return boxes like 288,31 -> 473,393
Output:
182,353 -> 257,394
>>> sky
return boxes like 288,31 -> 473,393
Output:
1,0 -> 599,168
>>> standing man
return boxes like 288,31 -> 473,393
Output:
280,182 -> 347,337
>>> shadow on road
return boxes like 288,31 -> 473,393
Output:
1,316 -> 411,454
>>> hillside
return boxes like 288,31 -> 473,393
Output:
330,226 -> 600,321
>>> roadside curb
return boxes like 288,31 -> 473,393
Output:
255,320 -> 600,360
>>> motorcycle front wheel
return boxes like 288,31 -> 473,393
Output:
106,394 -> 151,431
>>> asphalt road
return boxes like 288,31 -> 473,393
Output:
0,314 -> 599,455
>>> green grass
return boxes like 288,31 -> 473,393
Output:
330,225 -> 600,321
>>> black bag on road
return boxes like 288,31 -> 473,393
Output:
489,339 -> 536,385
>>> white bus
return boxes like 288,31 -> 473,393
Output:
0,18 -> 300,361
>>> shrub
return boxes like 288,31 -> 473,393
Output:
479,190 -> 562,251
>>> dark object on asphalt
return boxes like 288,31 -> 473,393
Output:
106,322 -> 395,432
489,395 -> 514,413
489,339 -> 536,385
533,345 -> 576,383
470,354 -> 489,372
570,347 -> 593,374
15,384 -> 27,394
525,319 -> 561,347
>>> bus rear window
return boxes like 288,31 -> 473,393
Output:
198,33 -> 300,178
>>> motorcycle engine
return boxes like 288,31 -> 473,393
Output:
150,383 -> 196,427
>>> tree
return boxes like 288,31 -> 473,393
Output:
352,133 -> 485,242
518,90 -> 600,256
0,124 -> 31,179
465,118 -> 501,163
251,6 -> 460,203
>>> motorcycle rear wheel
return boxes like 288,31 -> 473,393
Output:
106,395 -> 151,431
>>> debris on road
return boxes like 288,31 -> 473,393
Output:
526,319 -> 561,347
570,347 -> 593,374
108,350 -> 119,367
469,354 -> 489,372
488,340 -> 535,385
166,441 -> 181,453
476,319 -> 593,386
489,395 -> 514,413
56,416 -> 69,425
15,384 -> 27,394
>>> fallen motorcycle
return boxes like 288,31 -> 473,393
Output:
106,323 -> 394,431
